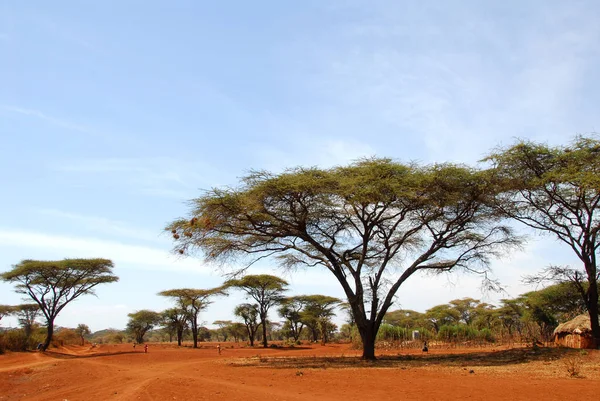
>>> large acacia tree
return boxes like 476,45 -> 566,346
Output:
167,159 -> 518,359
1,259 -> 118,350
225,275 -> 288,348
158,287 -> 225,348
486,136 -> 600,347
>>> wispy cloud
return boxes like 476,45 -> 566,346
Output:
37,209 -> 163,243
0,229 -> 209,274
2,105 -> 94,135
282,2 -> 600,164
53,157 -> 224,199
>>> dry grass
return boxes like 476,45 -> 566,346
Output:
228,346 -> 600,380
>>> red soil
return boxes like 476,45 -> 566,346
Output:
1,342 -> 598,401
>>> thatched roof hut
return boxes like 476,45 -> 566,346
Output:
553,314 -> 596,349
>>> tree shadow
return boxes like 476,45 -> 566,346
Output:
233,347 -> 581,369
43,350 -> 141,359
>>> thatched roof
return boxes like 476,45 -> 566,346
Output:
553,314 -> 595,335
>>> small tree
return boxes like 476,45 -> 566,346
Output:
213,320 -> 233,342
162,307 -> 189,346
1,259 -> 118,350
126,310 -> 162,344
158,287 -> 225,348
229,322 -> 247,342
299,295 -> 341,344
279,297 -> 307,342
486,136 -> 600,346
425,304 -> 461,333
75,324 -> 91,346
14,304 -> 40,338
225,275 -> 288,348
234,303 -> 260,346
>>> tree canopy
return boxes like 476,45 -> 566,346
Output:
158,287 -> 225,348
225,275 -> 288,348
233,303 -> 261,346
298,295 -> 341,344
485,136 -> 600,345
13,303 -> 40,338
162,307 -> 189,346
1,258 -> 118,350
75,324 -> 91,345
168,159 -> 519,359
127,310 -> 162,344
0,305 -> 15,322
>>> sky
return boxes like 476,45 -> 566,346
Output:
1,1 -> 599,332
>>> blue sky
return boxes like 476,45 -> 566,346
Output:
1,1 -> 599,332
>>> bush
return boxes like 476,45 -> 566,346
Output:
0,328 -> 44,352
478,328 -> 495,343
52,328 -> 80,347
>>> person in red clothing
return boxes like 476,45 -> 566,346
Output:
144,344 -> 148,353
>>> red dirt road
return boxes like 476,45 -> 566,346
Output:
1,343 -> 598,401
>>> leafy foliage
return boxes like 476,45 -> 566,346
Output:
1,258 -> 118,350
126,310 -> 162,343
168,159 -> 519,359
226,275 -> 288,347
486,136 -> 600,343
158,287 -> 226,348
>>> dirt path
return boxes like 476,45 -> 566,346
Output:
1,343 -> 598,400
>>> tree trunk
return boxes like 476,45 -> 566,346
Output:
42,321 -> 54,351
586,281 -> 600,348
261,318 -> 268,348
177,328 -> 183,346
192,328 -> 198,348
358,324 -> 377,360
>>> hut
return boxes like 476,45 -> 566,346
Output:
553,314 -> 596,349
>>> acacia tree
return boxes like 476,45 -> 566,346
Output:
300,295 -> 341,345
13,304 -> 40,338
448,298 -> 481,326
75,324 -> 91,346
225,275 -> 288,348
158,287 -> 225,348
167,159 -> 518,359
1,259 -> 118,351
278,297 -> 308,342
228,322 -> 247,342
162,307 -> 188,346
213,320 -> 233,341
127,310 -> 162,343
234,303 -> 260,346
384,309 -> 426,328
486,136 -> 600,346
